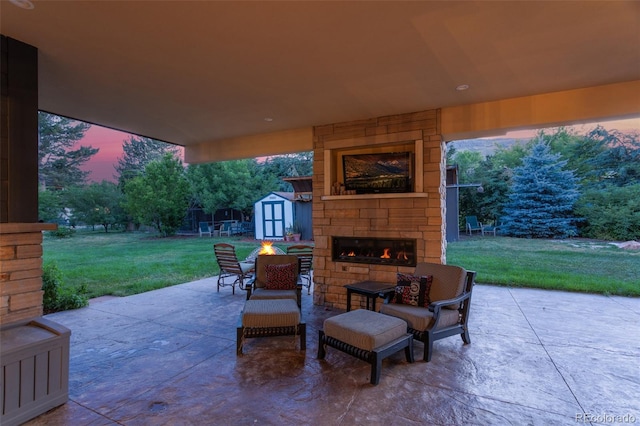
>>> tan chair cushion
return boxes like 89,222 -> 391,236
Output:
380,303 -> 460,332
414,263 -> 467,309
323,309 -> 407,351
250,288 -> 298,303
242,299 -> 300,328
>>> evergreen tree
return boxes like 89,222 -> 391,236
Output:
38,112 -> 96,189
115,136 -> 180,191
502,142 -> 580,238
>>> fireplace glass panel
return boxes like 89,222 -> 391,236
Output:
332,237 -> 416,267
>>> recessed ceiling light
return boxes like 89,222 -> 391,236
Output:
456,84 -> 470,91
9,0 -> 34,9
264,117 -> 273,122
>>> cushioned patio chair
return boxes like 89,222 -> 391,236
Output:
286,245 -> 313,294
246,254 -> 302,308
213,243 -> 254,294
380,262 -> 476,362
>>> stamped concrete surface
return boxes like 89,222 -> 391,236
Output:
25,280 -> 640,425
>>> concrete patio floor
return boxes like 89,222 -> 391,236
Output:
25,279 -> 640,425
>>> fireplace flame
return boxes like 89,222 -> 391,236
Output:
396,250 -> 408,260
380,248 -> 391,259
348,251 -> 356,257
259,241 -> 277,255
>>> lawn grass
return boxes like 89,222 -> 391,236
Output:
42,231 -> 273,298
43,231 -> 639,298
447,237 -> 640,296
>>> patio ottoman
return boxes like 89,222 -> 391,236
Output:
237,299 -> 306,355
318,309 -> 414,385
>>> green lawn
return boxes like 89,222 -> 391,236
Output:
447,237 -> 639,296
42,231 -> 267,298
43,231 -> 640,298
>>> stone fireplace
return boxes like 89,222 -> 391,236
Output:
311,109 -> 446,310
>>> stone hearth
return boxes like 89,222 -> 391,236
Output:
311,109 -> 446,310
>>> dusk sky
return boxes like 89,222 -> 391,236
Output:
79,126 -> 184,183
79,117 -> 639,183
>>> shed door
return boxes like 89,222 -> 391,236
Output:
262,201 -> 285,239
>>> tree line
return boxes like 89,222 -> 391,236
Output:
38,112 -> 639,240
449,126 -> 640,240
37,112 -> 313,236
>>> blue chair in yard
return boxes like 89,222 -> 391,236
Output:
482,218 -> 504,236
199,222 -> 212,237
219,222 -> 233,237
465,216 -> 483,235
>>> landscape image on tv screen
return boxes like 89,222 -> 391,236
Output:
342,152 -> 412,194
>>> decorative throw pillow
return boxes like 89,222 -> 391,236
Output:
391,273 -> 432,307
264,263 -> 297,290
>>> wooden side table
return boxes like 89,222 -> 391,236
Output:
344,280 -> 396,311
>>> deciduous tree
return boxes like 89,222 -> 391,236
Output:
260,152 -> 313,191
575,184 -> 640,240
124,154 -> 190,237
66,181 -> 125,232
187,159 -> 277,216
38,188 -> 64,223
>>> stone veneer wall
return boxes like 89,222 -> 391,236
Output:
0,223 -> 56,326
312,109 -> 446,310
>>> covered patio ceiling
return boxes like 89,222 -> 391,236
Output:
2,1 -> 639,159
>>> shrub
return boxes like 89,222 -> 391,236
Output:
48,226 -> 75,238
575,184 -> 640,240
42,262 -> 89,313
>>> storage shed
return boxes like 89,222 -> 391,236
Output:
254,192 -> 295,240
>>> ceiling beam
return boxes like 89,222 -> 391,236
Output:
185,127 -> 313,164
441,80 -> 640,141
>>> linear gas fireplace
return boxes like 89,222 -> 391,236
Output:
332,236 -> 416,267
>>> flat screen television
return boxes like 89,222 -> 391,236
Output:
342,152 -> 412,194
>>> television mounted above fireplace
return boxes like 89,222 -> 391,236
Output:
342,152 -> 413,194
